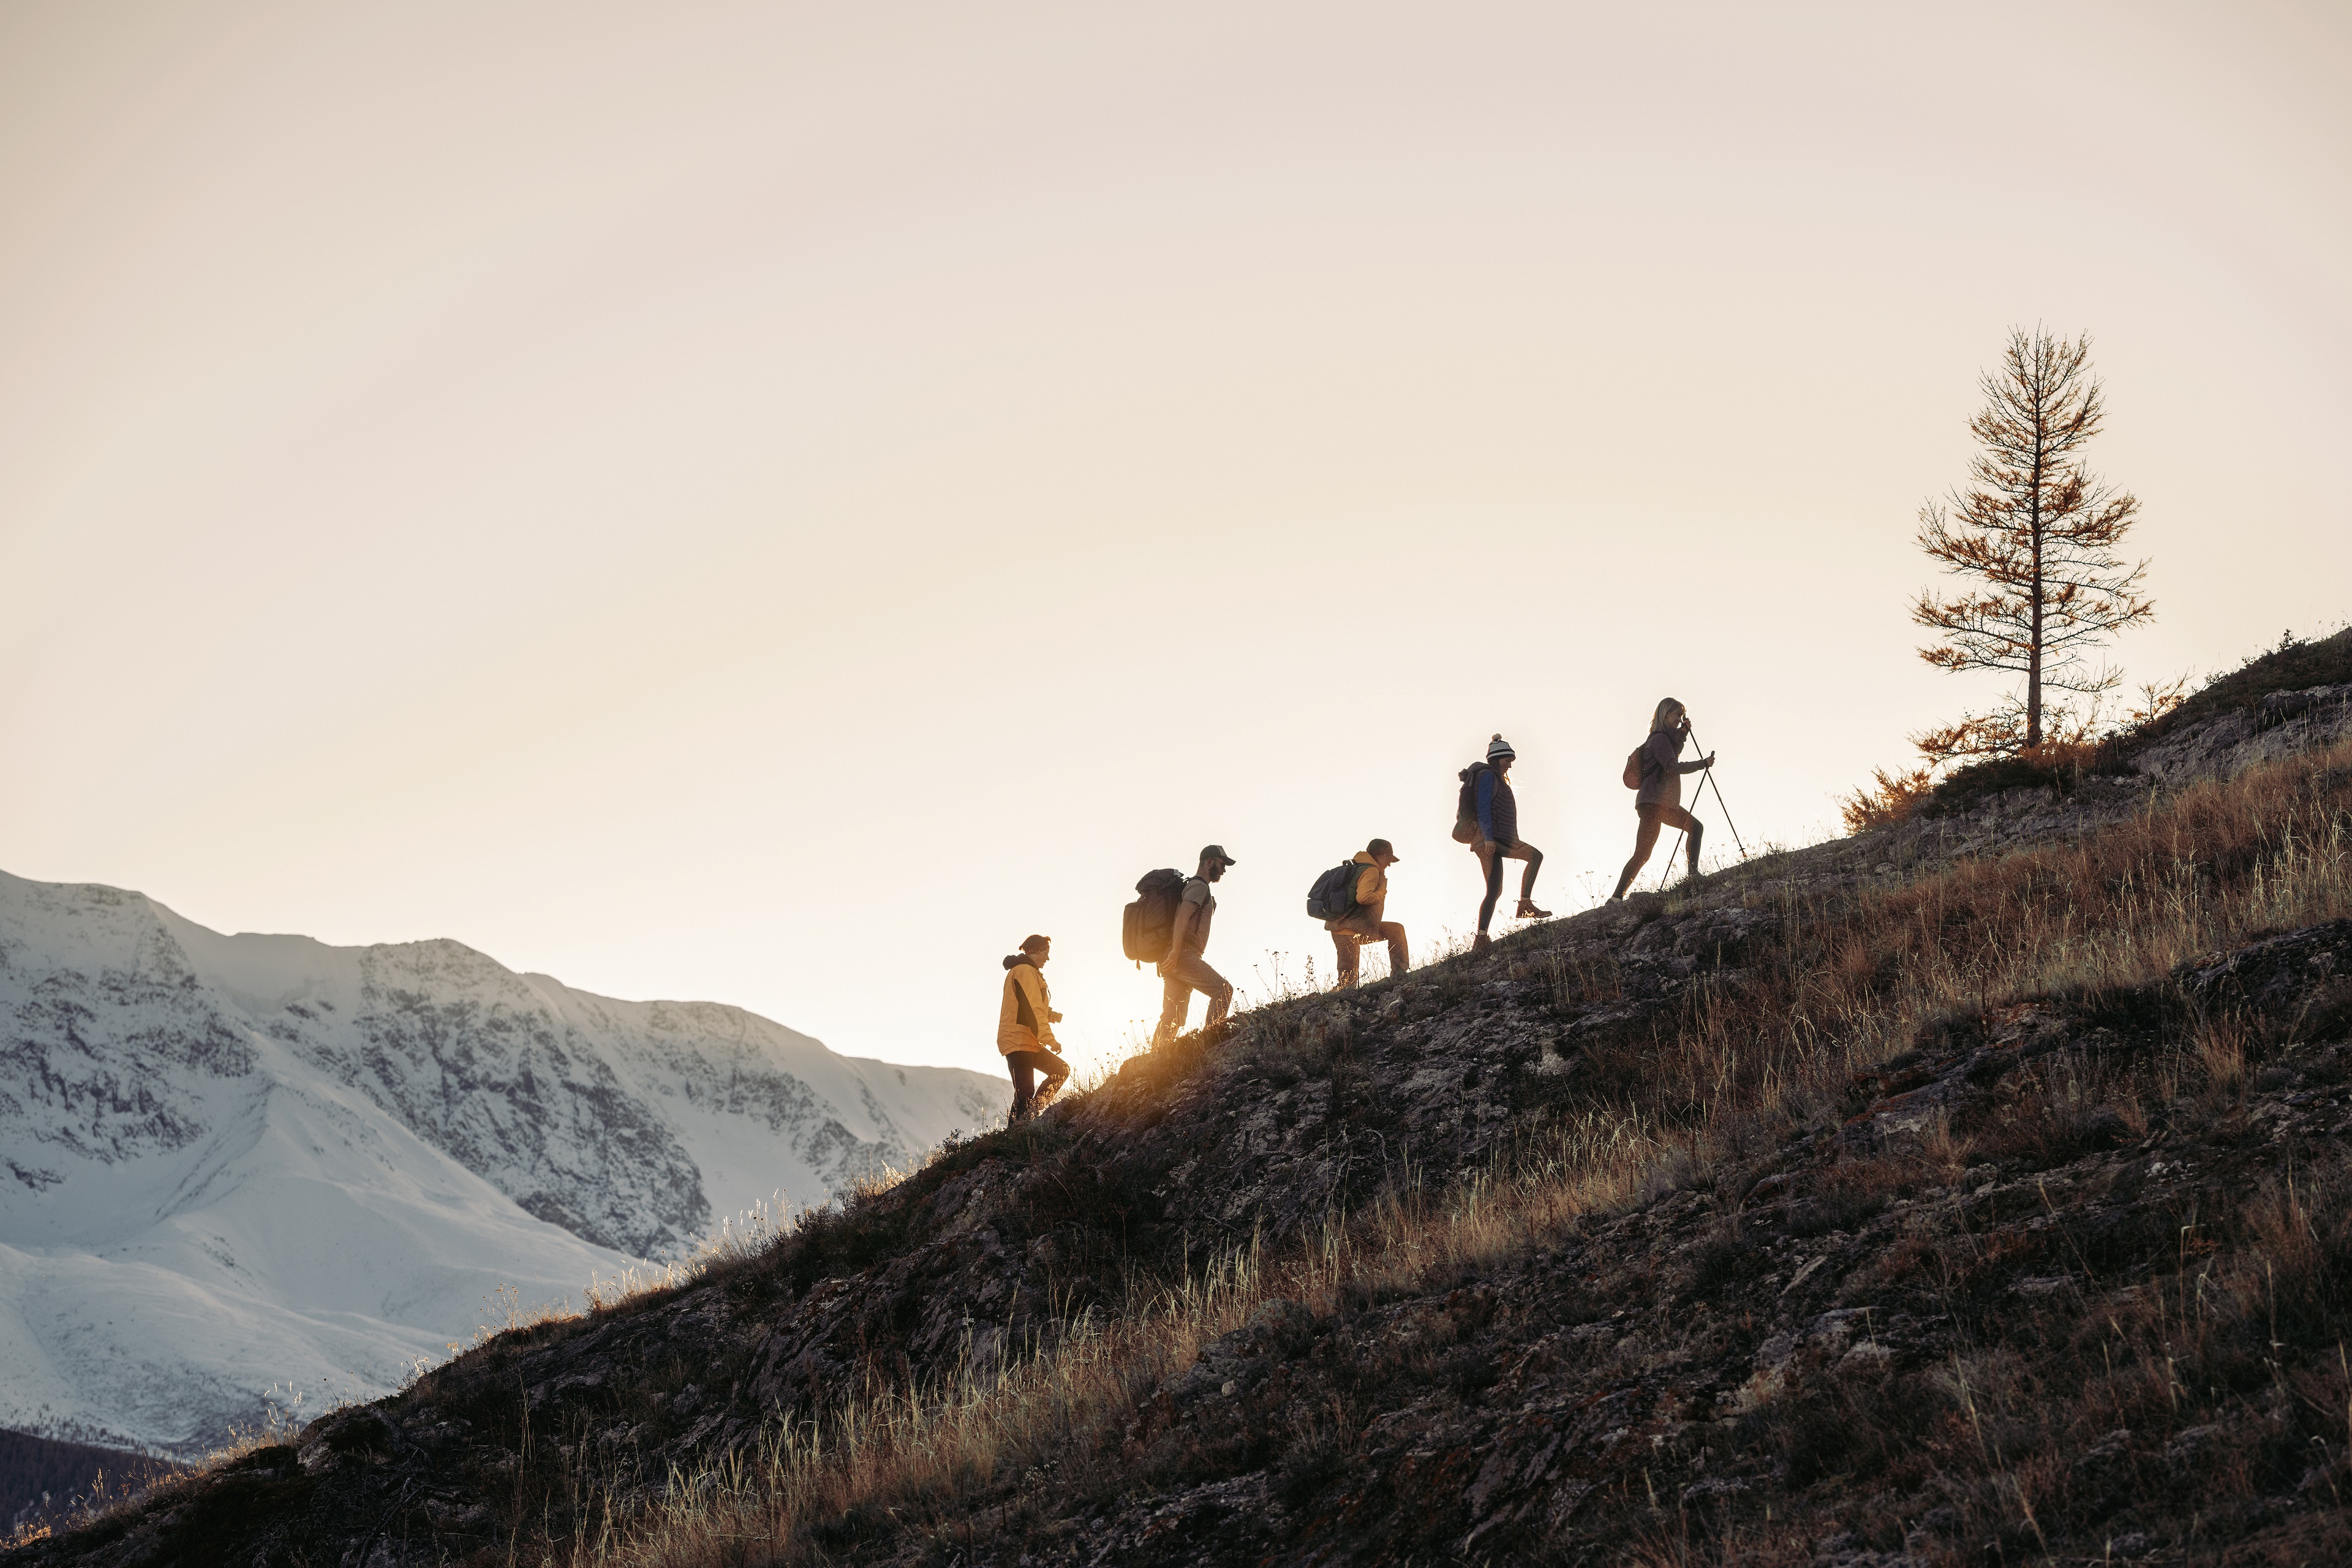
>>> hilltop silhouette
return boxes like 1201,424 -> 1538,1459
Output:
10,628 -> 2352,1566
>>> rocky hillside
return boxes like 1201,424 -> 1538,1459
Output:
0,878 -> 998,1457
10,667 -> 2351,1566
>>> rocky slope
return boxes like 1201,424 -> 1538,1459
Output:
0,875 -> 999,1456
10,671 -> 2351,1566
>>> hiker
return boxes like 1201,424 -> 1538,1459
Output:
1325,837 -> 1409,988
998,934 -> 1071,1121
1155,845 -> 1237,1046
1460,734 -> 1549,951
1608,698 -> 1717,899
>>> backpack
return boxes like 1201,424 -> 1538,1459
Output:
1623,746 -> 1646,790
1305,860 -> 1360,921
1121,868 -> 1186,962
1452,763 -> 1487,844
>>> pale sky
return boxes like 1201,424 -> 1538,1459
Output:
4,2 -> 2347,1079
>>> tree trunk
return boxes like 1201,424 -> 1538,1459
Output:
2026,372 -> 2047,749
2028,522 -> 2043,747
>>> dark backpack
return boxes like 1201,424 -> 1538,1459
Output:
1623,745 -> 1646,789
1305,860 -> 1360,921
1452,763 -> 1487,844
1122,869 -> 1186,962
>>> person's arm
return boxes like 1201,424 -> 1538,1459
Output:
1678,753 -> 1714,775
1354,864 -> 1381,907
1018,968 -> 1059,1046
1476,771 -> 1496,839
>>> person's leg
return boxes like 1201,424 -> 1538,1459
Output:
1170,952 -> 1234,1028
1204,968 -> 1234,1027
1504,842 -> 1549,916
1476,841 -> 1506,933
1332,928 -> 1360,989
1650,805 -> 1702,876
1610,808 -> 1664,900
1033,1050 -> 1071,1108
1155,974 -> 1194,1047
1007,1052 -> 1036,1121
1379,921 -> 1409,976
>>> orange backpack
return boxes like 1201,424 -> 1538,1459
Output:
1622,746 -> 1645,790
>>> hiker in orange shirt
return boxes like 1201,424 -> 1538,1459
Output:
1325,838 -> 1409,988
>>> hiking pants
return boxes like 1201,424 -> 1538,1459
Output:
1155,951 -> 1232,1045
1006,1049 -> 1069,1122
1611,802 -> 1700,899
1330,917 -> 1409,988
1475,839 -> 1543,933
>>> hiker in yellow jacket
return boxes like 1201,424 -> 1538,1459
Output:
1327,839 -> 1409,989
998,934 -> 1071,1122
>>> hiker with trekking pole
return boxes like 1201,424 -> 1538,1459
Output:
1608,698 -> 1727,900
998,934 -> 1071,1122
1305,837 -> 1409,989
1454,734 -> 1550,951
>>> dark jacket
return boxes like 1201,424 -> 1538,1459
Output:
1635,726 -> 1708,810
1475,764 -> 1518,846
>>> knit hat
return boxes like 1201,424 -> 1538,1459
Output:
1487,733 -> 1515,763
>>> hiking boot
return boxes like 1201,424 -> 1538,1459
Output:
1033,1082 -> 1062,1113
1516,899 -> 1551,920
1472,932 -> 1493,954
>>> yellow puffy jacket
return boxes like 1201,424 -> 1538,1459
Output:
997,960 -> 1061,1056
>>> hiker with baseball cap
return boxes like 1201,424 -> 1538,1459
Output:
998,934 -> 1071,1121
1325,838 -> 1409,988
1155,845 -> 1237,1046
1608,698 -> 1716,900
1461,734 -> 1549,952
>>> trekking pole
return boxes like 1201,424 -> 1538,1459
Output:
1651,725 -> 1743,892
1653,826 -> 1683,893
1685,724 -> 1748,859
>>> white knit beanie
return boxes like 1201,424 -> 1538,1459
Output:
1487,733 -> 1515,762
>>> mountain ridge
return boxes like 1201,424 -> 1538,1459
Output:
0,874 -> 1000,1458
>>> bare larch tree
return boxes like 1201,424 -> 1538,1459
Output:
1912,327 -> 2154,760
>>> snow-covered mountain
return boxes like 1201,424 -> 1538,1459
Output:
0,870 -> 1001,1457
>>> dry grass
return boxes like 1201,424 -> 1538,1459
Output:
530,739 -> 2352,1564
1605,736 -> 2350,1137
1840,761 -> 1940,833
535,1104 -> 1665,1568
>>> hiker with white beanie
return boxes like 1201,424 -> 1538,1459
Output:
1457,733 -> 1549,952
